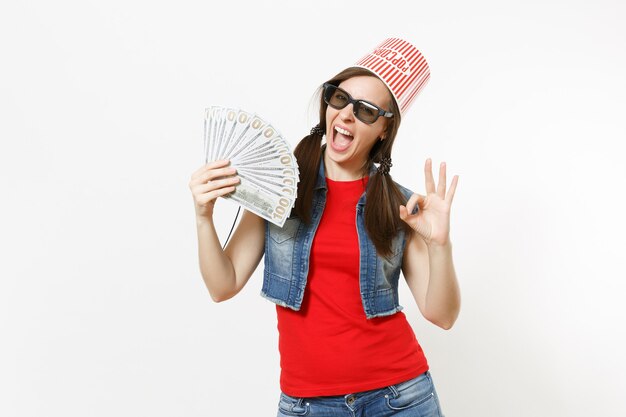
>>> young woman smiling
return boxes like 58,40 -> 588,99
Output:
189,38 -> 460,416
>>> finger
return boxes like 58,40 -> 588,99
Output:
201,166 -> 238,183
446,175 -> 459,205
191,159 -> 231,180
203,185 -> 237,203
206,159 -> 231,169
195,177 -> 239,201
198,176 -> 240,193
424,158 -> 436,194
190,166 -> 235,188
190,167 -> 236,188
399,205 -> 408,221
436,161 -> 447,198
405,193 -> 421,215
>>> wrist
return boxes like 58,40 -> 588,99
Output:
426,238 -> 452,251
195,213 -> 214,227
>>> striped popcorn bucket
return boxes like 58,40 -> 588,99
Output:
352,38 -> 431,117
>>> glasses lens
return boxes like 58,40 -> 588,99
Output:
325,85 -> 349,109
354,101 -> 379,124
323,84 -> 385,124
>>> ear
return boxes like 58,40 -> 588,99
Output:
382,121 -> 390,137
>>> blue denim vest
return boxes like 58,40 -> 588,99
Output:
260,157 -> 417,319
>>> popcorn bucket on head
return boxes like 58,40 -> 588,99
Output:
352,38 -> 431,118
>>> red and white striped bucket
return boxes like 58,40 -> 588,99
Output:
352,38 -> 430,117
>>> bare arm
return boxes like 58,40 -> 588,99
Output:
189,160 -> 265,302
399,158 -> 461,330
402,231 -> 461,330
195,210 -> 264,302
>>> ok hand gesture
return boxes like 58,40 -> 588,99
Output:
399,158 -> 459,247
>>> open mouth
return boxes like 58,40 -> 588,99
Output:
331,125 -> 353,152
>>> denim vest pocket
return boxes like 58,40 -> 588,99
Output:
265,217 -> 300,285
269,216 -> 299,244
378,230 -> 406,282
390,229 -> 407,258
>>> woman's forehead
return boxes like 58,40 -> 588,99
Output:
337,75 -> 392,106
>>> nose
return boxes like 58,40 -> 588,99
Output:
339,102 -> 355,122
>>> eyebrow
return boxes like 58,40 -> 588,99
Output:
337,86 -> 388,110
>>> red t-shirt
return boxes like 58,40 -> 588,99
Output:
276,176 -> 429,397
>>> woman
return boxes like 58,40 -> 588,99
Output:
189,38 -> 460,416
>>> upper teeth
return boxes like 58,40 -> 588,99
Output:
335,126 -> 353,137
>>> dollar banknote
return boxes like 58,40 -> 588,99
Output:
203,106 -> 300,227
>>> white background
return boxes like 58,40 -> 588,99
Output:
1,0 -> 625,416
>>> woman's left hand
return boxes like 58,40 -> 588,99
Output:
399,158 -> 459,247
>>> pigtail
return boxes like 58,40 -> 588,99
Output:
292,124 -> 324,224
364,152 -> 411,258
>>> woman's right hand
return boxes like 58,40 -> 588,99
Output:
189,159 -> 240,222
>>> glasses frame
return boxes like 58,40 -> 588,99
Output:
322,83 -> 394,124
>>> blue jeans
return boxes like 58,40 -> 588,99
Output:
276,371 -> 444,417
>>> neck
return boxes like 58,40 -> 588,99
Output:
323,149 -> 368,181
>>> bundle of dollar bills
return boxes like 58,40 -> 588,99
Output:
204,106 -> 299,227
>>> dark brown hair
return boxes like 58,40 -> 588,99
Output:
293,67 -> 411,258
